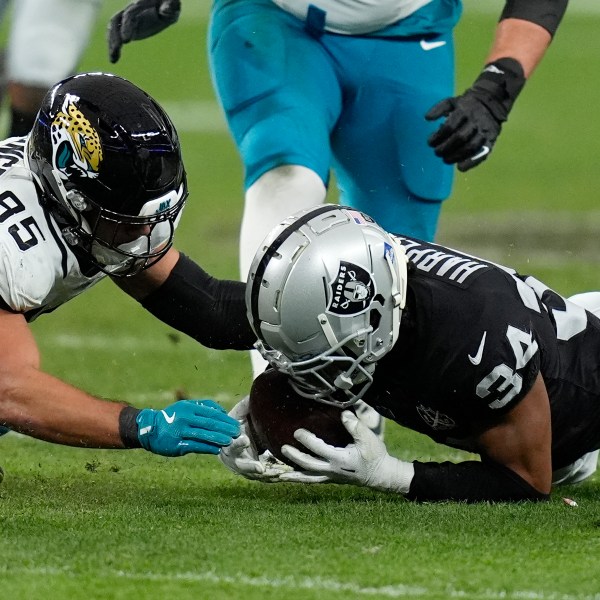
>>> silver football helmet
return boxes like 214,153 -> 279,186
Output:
246,205 -> 408,407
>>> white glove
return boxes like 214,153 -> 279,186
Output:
280,410 -> 414,493
218,396 -> 295,483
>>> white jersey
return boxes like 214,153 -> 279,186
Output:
271,0 -> 434,34
0,137 -> 105,321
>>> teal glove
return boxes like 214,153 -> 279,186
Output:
136,399 -> 240,457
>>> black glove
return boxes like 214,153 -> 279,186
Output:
108,0 -> 181,63
425,58 -> 525,172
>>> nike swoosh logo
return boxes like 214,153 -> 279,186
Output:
420,40 -> 447,51
468,331 -> 487,365
161,410 -> 176,424
483,64 -> 504,75
471,145 -> 490,161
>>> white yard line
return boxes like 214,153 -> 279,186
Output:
3,566 -> 600,600
43,333 -> 233,360
45,333 -> 170,350
161,100 -> 228,133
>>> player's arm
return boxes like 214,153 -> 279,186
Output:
280,374 -> 552,502
114,247 -> 256,350
485,17 -> 552,78
473,372 -> 552,494
0,307 -> 239,455
426,0 -> 568,172
406,373 -> 552,502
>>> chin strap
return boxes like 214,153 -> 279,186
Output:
318,312 -> 339,348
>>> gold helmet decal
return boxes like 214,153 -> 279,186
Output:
51,94 -> 103,180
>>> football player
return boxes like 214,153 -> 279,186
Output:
221,205 -> 600,502
0,72 -> 256,470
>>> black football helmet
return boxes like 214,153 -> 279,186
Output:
27,72 -> 187,276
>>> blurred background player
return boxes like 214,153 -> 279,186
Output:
0,0 -> 102,137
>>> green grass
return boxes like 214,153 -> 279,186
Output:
1,2 -> 600,598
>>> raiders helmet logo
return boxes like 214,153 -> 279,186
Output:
327,261 -> 375,316
51,94 -> 103,181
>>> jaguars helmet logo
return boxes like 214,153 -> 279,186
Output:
50,94 -> 103,180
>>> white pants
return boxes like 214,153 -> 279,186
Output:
552,450 -> 599,486
6,0 -> 102,86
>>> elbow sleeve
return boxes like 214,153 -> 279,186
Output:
500,0 -> 568,37
141,253 -> 256,350
406,459 -> 550,503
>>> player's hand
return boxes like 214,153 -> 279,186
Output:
280,411 -> 414,493
219,396 -> 295,482
108,0 -> 181,63
136,399 -> 239,457
425,58 -> 525,172
425,92 -> 501,172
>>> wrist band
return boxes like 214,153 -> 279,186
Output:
119,405 -> 142,448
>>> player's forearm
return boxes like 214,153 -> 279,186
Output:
140,253 -> 256,350
486,19 -> 552,78
491,0 -> 568,77
0,366 -> 128,448
405,459 -> 550,503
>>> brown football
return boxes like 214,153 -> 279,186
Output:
247,369 -> 354,466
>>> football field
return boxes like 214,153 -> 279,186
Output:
1,2 -> 600,598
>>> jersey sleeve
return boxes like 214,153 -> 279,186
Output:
0,174 -> 57,312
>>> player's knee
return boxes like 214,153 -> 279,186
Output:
240,165 -> 326,279
247,165 -> 326,208
568,292 -> 600,317
552,450 -> 599,486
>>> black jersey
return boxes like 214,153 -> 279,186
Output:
363,236 -> 600,470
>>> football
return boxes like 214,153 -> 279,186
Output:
247,369 -> 354,466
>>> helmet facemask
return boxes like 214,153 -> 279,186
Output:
256,323 -> 377,408
248,205 -> 408,407
44,166 -> 186,276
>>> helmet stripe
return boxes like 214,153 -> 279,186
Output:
249,204 -> 340,342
